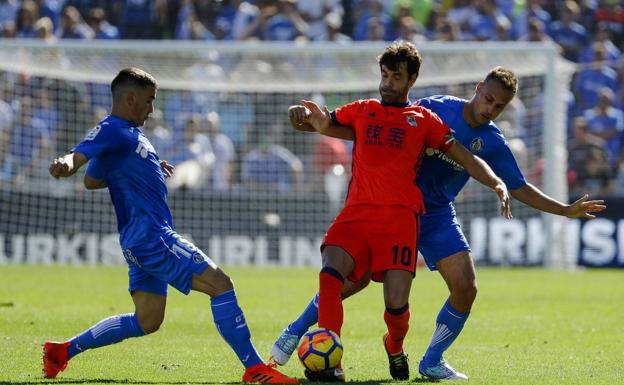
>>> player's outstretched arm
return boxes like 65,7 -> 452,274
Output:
510,184 -> 606,219
49,152 -> 88,179
445,142 -> 512,219
288,99 -> 354,140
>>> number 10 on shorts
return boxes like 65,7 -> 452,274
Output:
391,245 -> 413,266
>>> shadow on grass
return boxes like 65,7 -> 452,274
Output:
0,380 -> 241,385
0,375 -> 443,385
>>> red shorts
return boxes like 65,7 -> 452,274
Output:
322,205 -> 419,283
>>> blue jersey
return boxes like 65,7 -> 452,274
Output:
74,115 -> 173,250
416,95 -> 527,210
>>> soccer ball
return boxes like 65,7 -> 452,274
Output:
297,328 -> 343,372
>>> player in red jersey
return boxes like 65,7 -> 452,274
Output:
287,41 -> 512,382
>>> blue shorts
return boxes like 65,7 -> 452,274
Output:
123,230 -> 215,296
418,204 -> 470,271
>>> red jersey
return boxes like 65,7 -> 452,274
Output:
331,99 -> 454,213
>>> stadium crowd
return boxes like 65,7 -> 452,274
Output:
0,0 -> 623,197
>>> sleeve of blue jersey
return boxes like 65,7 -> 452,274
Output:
72,125 -> 119,159
86,157 -> 105,180
486,139 -> 527,190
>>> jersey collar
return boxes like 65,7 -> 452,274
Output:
381,100 -> 412,108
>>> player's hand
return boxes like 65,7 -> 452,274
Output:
300,99 -> 331,133
564,194 -> 606,219
49,157 -> 71,179
288,105 -> 311,127
160,160 -> 174,178
495,183 -> 512,219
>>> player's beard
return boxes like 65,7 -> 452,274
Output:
379,85 -> 408,104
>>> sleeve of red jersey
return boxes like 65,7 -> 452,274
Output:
424,109 -> 455,152
330,99 -> 366,127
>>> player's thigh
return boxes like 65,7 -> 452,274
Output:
418,209 -> 470,271
436,251 -> 476,292
368,208 -> 418,282
126,232 -> 217,296
321,245 -> 356,278
131,289 -> 167,333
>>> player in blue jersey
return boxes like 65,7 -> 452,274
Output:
269,66 -> 606,381
43,68 -> 298,384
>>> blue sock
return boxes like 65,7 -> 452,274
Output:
67,313 -> 145,359
423,299 -> 469,365
211,290 -> 263,368
287,293 -> 319,338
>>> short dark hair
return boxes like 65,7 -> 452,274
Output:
377,41 -> 423,79
111,67 -> 157,101
485,66 -> 517,94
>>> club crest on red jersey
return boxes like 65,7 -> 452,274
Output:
405,115 -> 418,127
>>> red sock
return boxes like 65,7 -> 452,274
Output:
384,305 -> 410,355
318,268 -> 344,336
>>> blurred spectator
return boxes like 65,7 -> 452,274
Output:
570,138 -> 613,197
212,0 -> 242,39
163,90 -> 211,133
0,81 -> 13,134
15,0 -> 39,38
393,2 -> 426,42
511,0 -> 551,40
595,0 -> 624,47
309,134 -> 349,192
446,0 -> 475,38
86,7 -> 119,39
164,114 -> 215,190
431,18 -> 461,41
8,96 -> 51,184
217,93 -> 255,146
120,0 -> 167,39
230,0 -> 260,40
34,16 -> 56,41
325,11 -> 351,43
353,0 -> 393,41
580,24 -> 621,64
568,116 -> 609,172
614,158 -> 624,195
498,120 -> 528,173
201,111 -> 235,192
518,17 -> 551,42
0,124 -> 12,187
36,0 -> 65,31
2,20 -> 15,37
0,0 -> 18,31
467,0 -> 511,41
573,42 -> 618,110
241,125 -> 303,193
391,0 -> 432,28
59,5 -> 93,39
547,0 -> 589,62
143,108 -> 171,155
32,85 -> 60,141
583,87 -> 624,168
296,0 -> 343,41
261,0 -> 308,41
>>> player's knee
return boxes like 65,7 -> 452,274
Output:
137,313 -> 164,334
453,279 -> 478,302
211,269 -> 234,295
383,290 -> 409,309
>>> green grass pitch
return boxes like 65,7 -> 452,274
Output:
0,265 -> 622,384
